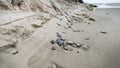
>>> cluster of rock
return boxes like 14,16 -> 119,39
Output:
50,33 -> 89,51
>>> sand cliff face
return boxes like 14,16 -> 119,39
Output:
0,0 -> 86,68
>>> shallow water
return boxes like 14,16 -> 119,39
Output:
97,3 -> 120,8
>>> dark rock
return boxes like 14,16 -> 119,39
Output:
51,40 -> 56,44
101,31 -> 107,34
89,4 -> 98,7
89,18 -> 95,21
85,38 -> 90,40
68,26 -> 72,28
56,39 -> 65,46
66,41 -> 74,45
57,23 -> 62,26
74,42 -> 82,48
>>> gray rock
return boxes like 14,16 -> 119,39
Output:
66,41 -> 74,45
74,42 -> 82,48
51,63 -> 57,68
71,44 -> 77,48
81,45 -> 89,50
56,39 -> 64,46
51,40 -> 56,44
56,32 -> 62,39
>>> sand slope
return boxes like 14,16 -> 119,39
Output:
0,3 -> 120,68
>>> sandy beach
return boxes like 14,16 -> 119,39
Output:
0,1 -> 120,68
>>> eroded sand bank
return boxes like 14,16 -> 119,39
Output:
0,2 -> 120,68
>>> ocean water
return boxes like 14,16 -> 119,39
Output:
84,0 -> 120,8
97,4 -> 120,8
84,0 -> 120,3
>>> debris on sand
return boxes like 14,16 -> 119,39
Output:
89,4 -> 98,7
56,39 -> 65,46
31,24 -> 42,28
50,33 -> 89,51
86,5 -> 94,11
101,31 -> 107,34
57,23 -> 62,26
81,45 -> 89,51
0,41 -> 18,55
51,46 -> 56,50
6,48 -> 18,55
85,38 -> 90,40
86,4 -> 97,11
72,29 -> 80,32
73,42 -> 82,48
66,41 -> 74,45
56,32 -> 62,39
49,62 -> 63,68
51,40 -> 56,44
89,18 -> 95,21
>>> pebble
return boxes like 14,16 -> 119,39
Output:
81,45 -> 89,50
74,42 -> 82,48
51,40 -> 56,44
51,46 -> 56,50
66,41 -> 74,45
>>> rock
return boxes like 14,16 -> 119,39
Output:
51,40 -> 56,44
89,4 -> 98,7
50,62 -> 62,68
74,42 -> 82,48
31,24 -> 42,28
56,32 -> 62,39
81,45 -> 89,50
51,46 -> 56,50
68,26 -> 72,28
86,5 -> 94,11
71,44 -> 78,48
51,63 -> 57,68
56,39 -> 64,46
72,30 -> 80,32
77,51 -> 80,53
6,48 -> 18,55
101,31 -> 107,34
85,38 -> 90,40
89,18 -> 95,21
69,48 -> 73,51
66,41 -> 74,45
63,46 -> 69,51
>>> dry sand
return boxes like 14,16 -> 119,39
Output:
0,4 -> 120,68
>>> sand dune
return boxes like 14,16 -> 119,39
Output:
0,1 -> 120,68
